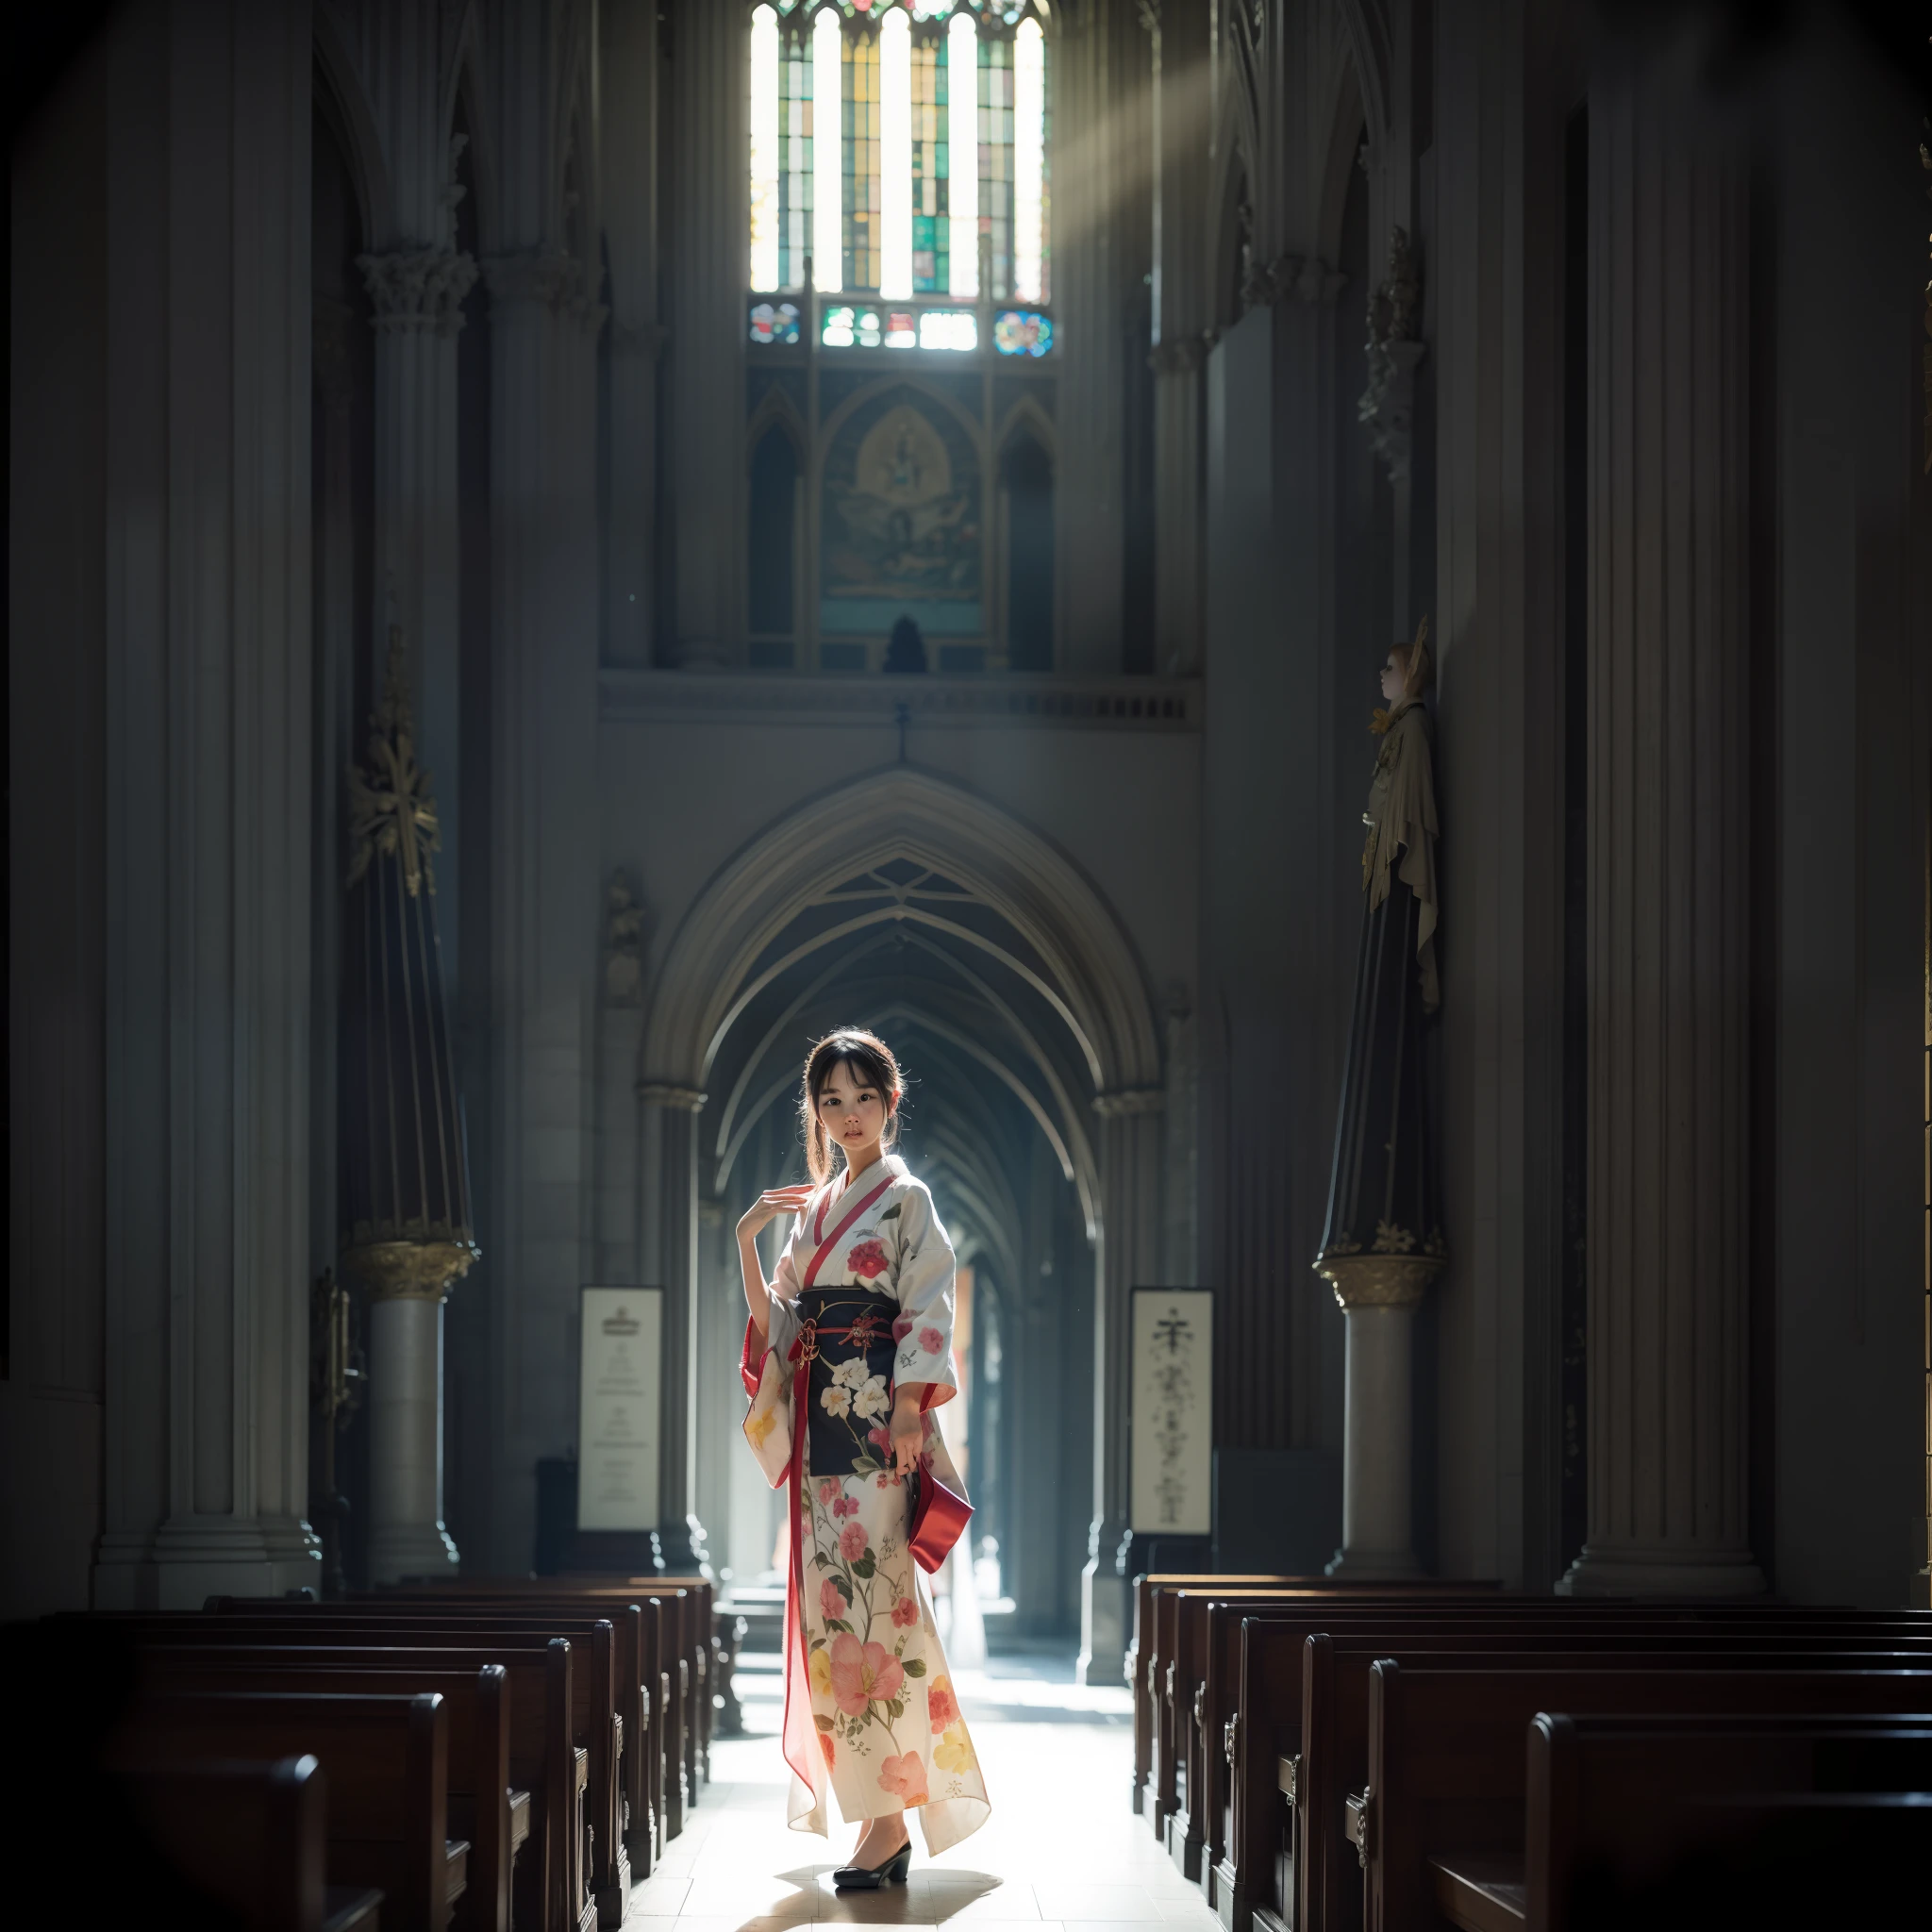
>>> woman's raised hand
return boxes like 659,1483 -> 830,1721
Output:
737,1183 -> 814,1242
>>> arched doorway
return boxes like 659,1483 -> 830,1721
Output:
639,767 -> 1165,1674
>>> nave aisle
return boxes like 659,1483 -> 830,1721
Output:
630,1651 -> 1219,1928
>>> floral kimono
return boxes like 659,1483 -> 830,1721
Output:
741,1154 -> 990,1854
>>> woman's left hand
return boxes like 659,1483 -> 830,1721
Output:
889,1391 -> 924,1477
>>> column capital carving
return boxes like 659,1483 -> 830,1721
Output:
484,250 -> 608,337
1317,1253 -> 1441,1309
611,317 -> 669,358
1148,335 -> 1208,376
638,1080 -> 708,1112
1092,1086 -> 1166,1119
357,248 -> 478,337
1241,252 -> 1348,312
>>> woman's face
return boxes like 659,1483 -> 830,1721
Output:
816,1060 -> 893,1160
1379,652 -> 1407,704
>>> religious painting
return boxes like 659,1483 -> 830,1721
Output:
820,385 -> 983,638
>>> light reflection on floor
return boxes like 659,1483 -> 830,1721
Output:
627,1646 -> 1221,1927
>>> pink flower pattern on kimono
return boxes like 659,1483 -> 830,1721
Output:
876,1750 -> 929,1805
772,1172 -> 986,1845
828,1633 -> 905,1717
925,1674 -> 960,1733
847,1238 -> 890,1280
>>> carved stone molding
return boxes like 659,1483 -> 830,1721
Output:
1242,251 -> 1348,312
357,249 -> 477,337
638,1081 -> 708,1112
604,872 -> 645,1008
343,1234 -> 477,1303
1093,1087 -> 1167,1119
484,250 -> 608,335
1358,225 -> 1426,480
1317,1253 -> 1442,1309
1147,335 -> 1208,376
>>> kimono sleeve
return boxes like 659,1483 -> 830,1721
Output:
891,1183 -> 959,1402
741,1211 -> 808,1488
741,1211 -> 806,1397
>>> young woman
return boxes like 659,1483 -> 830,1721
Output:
737,1028 -> 990,1887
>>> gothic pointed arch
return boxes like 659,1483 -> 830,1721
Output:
313,8 -> 390,246
641,766 -> 1162,1105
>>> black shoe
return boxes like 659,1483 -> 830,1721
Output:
831,1837 -> 912,1890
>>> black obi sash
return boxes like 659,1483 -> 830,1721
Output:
798,1285 -> 900,1476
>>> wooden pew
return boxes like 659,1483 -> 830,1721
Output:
381,1576 -> 703,1844
1131,1576 -> 1307,1815
1184,1589 -> 1907,1905
1524,1713 -> 1932,1932
105,1625 -> 589,1932
1158,1587 -> 1497,1881
1226,1608 -> 1932,1932
1137,1577 -> 1501,1850
396,1574 -> 716,1790
145,1657 -> 522,1932
1368,1661 -> 1932,1932
113,1690 -> 455,1932
373,1584 -> 667,1867
122,1752 -> 384,1932
204,1602 -> 627,1922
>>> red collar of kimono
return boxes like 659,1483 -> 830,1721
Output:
803,1169 -> 896,1291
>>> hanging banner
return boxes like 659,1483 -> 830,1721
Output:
576,1288 -> 663,1533
1130,1289 -> 1214,1537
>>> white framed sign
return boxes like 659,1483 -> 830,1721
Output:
1130,1289 -> 1214,1536
576,1288 -> 662,1533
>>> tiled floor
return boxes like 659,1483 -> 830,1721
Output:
627,1647 -> 1222,1929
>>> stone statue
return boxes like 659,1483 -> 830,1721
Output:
1316,617 -> 1444,1577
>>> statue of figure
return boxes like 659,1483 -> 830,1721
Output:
1317,618 -> 1444,1286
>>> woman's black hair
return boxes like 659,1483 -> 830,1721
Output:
800,1028 -> 904,1183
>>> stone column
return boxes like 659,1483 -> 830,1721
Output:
1054,3 -> 1148,673
640,1083 -> 708,1569
1558,61 -> 1763,1598
1144,0 -> 1210,676
1079,1088 -> 1165,1686
483,241 -> 605,1573
1323,1274 -> 1432,1577
602,0 -> 662,666
665,0 -> 747,665
93,0 -> 320,1609
358,247 -> 476,963
365,1282 -> 460,1581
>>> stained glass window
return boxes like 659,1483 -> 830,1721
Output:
780,29 -> 812,289
947,13 -> 978,296
845,29 -> 880,293
910,36 -> 946,292
750,4 -> 1051,334
979,35 -> 1012,301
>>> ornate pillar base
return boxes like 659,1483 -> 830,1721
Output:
93,1517 -> 323,1611
362,1274 -> 464,1586
1557,1545 -> 1765,1599
1321,1259 -> 1439,1578
1077,1516 -> 1133,1687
